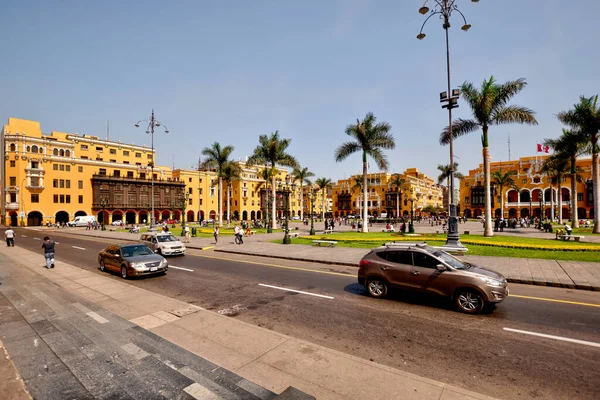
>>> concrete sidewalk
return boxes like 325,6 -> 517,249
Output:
37,226 -> 600,291
0,245 -> 498,400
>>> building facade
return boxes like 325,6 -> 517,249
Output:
1,118 -> 303,226
330,169 -> 444,218
460,155 -> 595,220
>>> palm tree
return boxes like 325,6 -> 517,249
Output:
314,177 -> 332,220
541,156 -> 568,223
335,112 -> 395,233
437,164 -> 464,214
439,76 -> 538,236
256,167 -> 276,226
545,130 -> 586,227
246,131 -> 299,230
201,142 -> 234,227
221,161 -> 242,224
389,174 -> 409,219
291,166 -> 314,221
490,170 -> 518,221
558,95 -> 600,233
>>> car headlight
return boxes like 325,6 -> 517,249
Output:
160,259 -> 167,266
479,277 -> 503,287
130,262 -> 145,269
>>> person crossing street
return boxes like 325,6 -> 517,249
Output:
42,236 -> 56,269
4,228 -> 15,247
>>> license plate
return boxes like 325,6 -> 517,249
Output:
150,267 -> 158,272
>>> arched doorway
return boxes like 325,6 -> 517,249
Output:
233,210 -> 239,221
9,211 -> 18,227
474,209 -> 482,218
139,211 -> 148,225
508,208 -> 517,218
519,190 -> 531,202
187,210 -> 195,222
250,211 -> 255,220
242,211 -> 248,221
533,208 -> 541,218
507,190 -> 519,203
74,210 -> 87,217
463,209 -> 472,219
28,211 -> 43,227
173,210 -> 181,221
198,210 -> 205,222
494,209 -> 501,218
161,210 -> 171,221
209,210 -> 216,220
112,210 -> 123,224
126,211 -> 136,224
561,207 -> 570,220
520,208 -> 530,218
55,211 -> 69,225
154,210 -> 160,224
403,210 -> 409,216
577,208 -> 587,219
97,211 -> 109,225
256,210 -> 261,220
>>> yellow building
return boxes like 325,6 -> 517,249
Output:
1,118 -> 185,226
459,155 -> 595,220
331,169 -> 444,218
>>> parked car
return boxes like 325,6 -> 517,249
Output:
98,243 -> 167,279
291,216 -> 301,220
112,220 -> 125,226
140,232 -> 186,256
67,216 -> 96,227
357,243 -> 508,314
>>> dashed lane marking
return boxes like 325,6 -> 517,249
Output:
503,327 -> 600,348
72,246 -> 86,250
258,283 -> 334,299
21,235 -> 27,237
33,237 -> 41,240
169,266 -> 194,272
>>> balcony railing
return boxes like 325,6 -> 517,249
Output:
26,185 -> 45,190
6,202 -> 19,210
5,186 -> 19,193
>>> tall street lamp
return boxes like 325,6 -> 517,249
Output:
135,109 -> 169,230
180,192 -> 190,236
417,0 -> 477,250
278,176 -> 296,245
308,188 -> 316,235
99,185 -> 108,231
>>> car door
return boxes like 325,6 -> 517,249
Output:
379,251 -> 413,289
409,251 -> 453,296
101,246 -> 116,270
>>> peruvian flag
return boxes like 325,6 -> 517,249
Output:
537,143 -> 549,153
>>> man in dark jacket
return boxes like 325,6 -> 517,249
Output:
42,236 -> 55,269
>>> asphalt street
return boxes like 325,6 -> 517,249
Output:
9,228 -> 600,400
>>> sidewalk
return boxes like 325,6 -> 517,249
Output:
41,225 -> 600,291
0,245 -> 498,400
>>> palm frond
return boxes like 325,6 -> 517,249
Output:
334,142 -> 361,162
490,78 -> 528,112
492,105 -> 538,125
367,148 -> 389,171
439,119 -> 479,145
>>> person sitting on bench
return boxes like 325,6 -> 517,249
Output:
564,223 -> 572,236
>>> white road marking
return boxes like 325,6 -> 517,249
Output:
55,242 -> 60,244
503,327 -> 600,348
258,283 -> 334,299
87,311 -> 109,324
33,237 -> 41,240
21,235 -> 27,237
72,246 -> 86,250
168,265 -> 194,272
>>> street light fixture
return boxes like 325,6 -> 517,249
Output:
308,188 -> 316,235
135,109 -> 169,230
278,176 -> 297,244
417,0 -> 477,250
180,192 -> 190,235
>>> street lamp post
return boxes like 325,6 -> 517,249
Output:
417,0 -> 477,250
278,177 -> 296,244
135,109 -> 169,230
181,192 -> 190,236
309,188 -> 316,235
265,183 -> 272,234
99,185 -> 107,231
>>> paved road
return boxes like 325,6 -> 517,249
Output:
11,229 -> 600,400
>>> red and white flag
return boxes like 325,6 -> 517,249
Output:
537,143 -> 550,153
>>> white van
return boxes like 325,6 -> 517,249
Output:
67,216 -> 96,227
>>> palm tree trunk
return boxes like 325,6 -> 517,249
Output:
300,183 -> 304,221
558,177 -> 563,224
483,145 -> 493,237
499,185 -> 504,220
321,189 -> 325,221
271,173 -> 277,230
593,149 -> 600,233
218,177 -> 223,227
550,183 -> 554,221
396,192 -> 400,220
571,168 -> 579,228
226,184 -> 231,225
362,157 -> 368,233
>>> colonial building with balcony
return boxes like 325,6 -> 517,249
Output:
460,155 -> 595,220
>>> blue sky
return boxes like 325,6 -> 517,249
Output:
2,0 -> 598,182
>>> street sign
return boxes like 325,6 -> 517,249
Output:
19,211 -> 25,218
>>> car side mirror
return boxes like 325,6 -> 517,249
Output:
435,264 -> 446,271
154,249 -> 159,253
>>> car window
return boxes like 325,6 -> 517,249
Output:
412,252 -> 439,269
431,250 -> 467,270
114,248 -> 121,257
121,245 -> 153,257
104,247 -> 114,255
385,251 -> 413,265
151,237 -> 157,243
157,235 -> 177,242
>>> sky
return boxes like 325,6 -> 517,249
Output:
2,0 -> 598,182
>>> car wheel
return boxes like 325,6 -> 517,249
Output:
121,265 -> 129,279
99,260 -> 106,272
455,289 -> 485,314
367,277 -> 388,298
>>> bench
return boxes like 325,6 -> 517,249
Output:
313,240 -> 337,247
322,228 -> 333,234
382,228 -> 394,233
289,232 -> 299,238
558,235 -> 585,242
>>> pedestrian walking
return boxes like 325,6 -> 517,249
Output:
213,226 -> 219,244
184,225 -> 191,243
42,236 -> 55,269
4,228 -> 15,247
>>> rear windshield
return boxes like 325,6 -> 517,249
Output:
121,245 -> 154,257
157,235 -> 177,243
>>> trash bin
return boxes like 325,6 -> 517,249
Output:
191,227 -> 197,237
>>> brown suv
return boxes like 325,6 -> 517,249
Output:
358,243 -> 508,314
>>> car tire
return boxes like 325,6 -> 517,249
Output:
455,289 -> 485,314
99,260 -> 106,272
367,277 -> 388,298
121,265 -> 129,280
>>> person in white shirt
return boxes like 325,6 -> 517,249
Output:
184,226 -> 191,243
564,223 -> 572,235
4,228 -> 15,247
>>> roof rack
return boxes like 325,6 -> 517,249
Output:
382,242 -> 428,248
